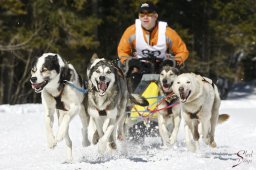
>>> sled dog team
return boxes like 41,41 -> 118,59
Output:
30,53 -> 229,162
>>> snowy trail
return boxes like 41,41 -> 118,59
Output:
0,100 -> 255,170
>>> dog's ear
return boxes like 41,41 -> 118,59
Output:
31,56 -> 39,68
173,68 -> 180,75
90,53 -> 99,63
59,66 -> 72,90
114,65 -> 125,79
44,54 -> 61,73
161,59 -> 176,67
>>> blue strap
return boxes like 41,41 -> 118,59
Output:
63,80 -> 88,94
144,96 -> 165,99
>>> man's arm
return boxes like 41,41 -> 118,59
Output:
166,27 -> 189,65
117,25 -> 136,64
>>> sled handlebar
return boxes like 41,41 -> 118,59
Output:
136,54 -> 177,68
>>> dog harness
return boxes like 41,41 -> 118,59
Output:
53,86 -> 68,111
164,92 -> 179,116
135,19 -> 167,59
158,84 -> 179,116
185,106 -> 202,119
201,76 -> 215,89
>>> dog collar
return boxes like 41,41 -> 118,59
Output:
165,94 -> 178,104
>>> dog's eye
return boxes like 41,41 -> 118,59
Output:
160,73 -> 164,76
41,67 -> 48,72
106,70 -> 111,74
96,70 -> 100,73
177,82 -> 180,84
186,81 -> 191,84
31,67 -> 37,73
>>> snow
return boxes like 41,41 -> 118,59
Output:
0,89 -> 256,170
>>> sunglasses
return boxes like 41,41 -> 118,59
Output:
139,12 -> 155,18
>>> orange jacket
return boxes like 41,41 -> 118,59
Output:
117,22 -> 189,64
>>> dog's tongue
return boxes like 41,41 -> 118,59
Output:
180,92 -> 186,100
163,84 -> 169,88
99,82 -> 107,91
32,84 -> 37,89
32,83 -> 42,89
163,84 -> 170,92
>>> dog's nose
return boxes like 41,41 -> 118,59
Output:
99,76 -> 105,81
30,77 -> 37,83
162,79 -> 167,84
179,86 -> 184,92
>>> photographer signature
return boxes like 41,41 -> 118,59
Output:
232,150 -> 253,168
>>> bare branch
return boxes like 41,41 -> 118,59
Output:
12,51 -> 28,63
0,28 -> 40,51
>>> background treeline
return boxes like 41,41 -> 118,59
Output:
0,0 -> 255,104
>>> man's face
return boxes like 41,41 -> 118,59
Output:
139,11 -> 158,30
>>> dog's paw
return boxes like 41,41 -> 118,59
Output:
109,141 -> 117,150
160,144 -> 169,150
117,134 -> 125,141
203,137 -> 211,145
47,136 -> 57,149
169,136 -> 177,145
62,159 -> 73,164
56,128 -> 68,142
187,142 -> 197,152
98,138 -> 107,154
161,138 -> 172,148
210,141 -> 217,148
56,132 -> 65,142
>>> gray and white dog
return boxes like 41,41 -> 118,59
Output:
86,54 -> 148,154
30,53 -> 89,162
157,62 -> 181,147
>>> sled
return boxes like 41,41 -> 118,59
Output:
130,74 -> 159,124
126,55 -> 178,140
127,74 -> 161,141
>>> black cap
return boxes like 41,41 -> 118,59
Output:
138,2 -> 157,13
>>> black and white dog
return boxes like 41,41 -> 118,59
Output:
86,54 -> 148,154
157,61 -> 181,147
30,53 -> 89,162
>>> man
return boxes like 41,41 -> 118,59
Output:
117,2 -> 189,91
